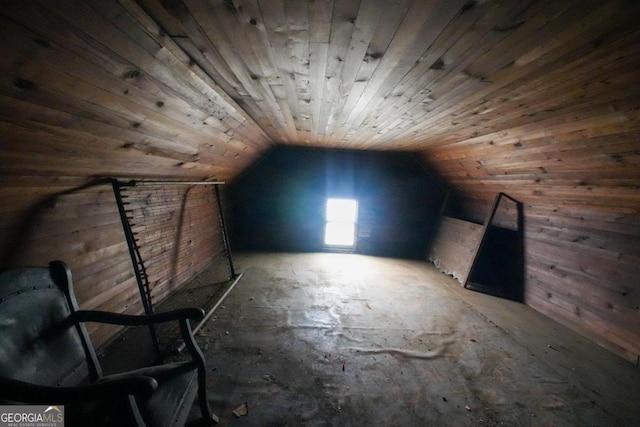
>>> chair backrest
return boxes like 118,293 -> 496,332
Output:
0,261 -> 100,388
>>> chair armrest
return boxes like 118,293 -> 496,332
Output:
73,308 -> 205,326
0,376 -> 158,404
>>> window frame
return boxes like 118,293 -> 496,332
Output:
323,198 -> 358,250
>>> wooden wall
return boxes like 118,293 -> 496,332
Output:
413,0 -> 640,363
1,0 -> 638,364
439,196 -> 640,364
0,176 -> 227,348
118,183 -> 228,306
522,206 -> 639,363
0,0 -> 270,182
0,1 -> 268,348
230,146 -> 446,259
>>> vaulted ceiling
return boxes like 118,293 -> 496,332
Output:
2,0 -> 639,214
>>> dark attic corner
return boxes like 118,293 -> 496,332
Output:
0,0 -> 639,426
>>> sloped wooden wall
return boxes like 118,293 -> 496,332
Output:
117,183 -> 227,307
415,0 -> 640,362
522,206 -> 638,362
0,177 -> 226,348
0,1 -> 269,348
442,195 -> 640,364
1,0 -> 638,363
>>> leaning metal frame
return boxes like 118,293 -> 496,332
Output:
110,178 -> 236,361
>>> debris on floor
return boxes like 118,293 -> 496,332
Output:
232,402 -> 249,418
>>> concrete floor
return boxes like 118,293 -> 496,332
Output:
194,252 -> 638,426
102,252 -> 638,426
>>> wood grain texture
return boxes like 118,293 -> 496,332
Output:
428,216 -> 482,284
120,183 -> 227,306
0,0 -> 271,182
446,196 -> 640,363
0,177 -> 229,348
1,0 -> 639,360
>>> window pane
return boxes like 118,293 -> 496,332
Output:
326,199 -> 357,222
324,222 -> 355,246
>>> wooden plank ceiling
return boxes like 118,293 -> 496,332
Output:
1,0 -> 639,211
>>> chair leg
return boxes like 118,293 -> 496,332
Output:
179,318 -> 218,425
197,371 -> 218,425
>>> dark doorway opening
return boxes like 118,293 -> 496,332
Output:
466,193 -> 525,302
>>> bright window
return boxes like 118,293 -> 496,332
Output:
324,198 -> 358,247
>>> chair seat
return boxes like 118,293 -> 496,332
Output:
65,362 -> 199,427
106,361 -> 199,427
0,262 -> 216,427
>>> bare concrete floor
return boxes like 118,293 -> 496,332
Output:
188,252 -> 637,426
102,252 -> 638,426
